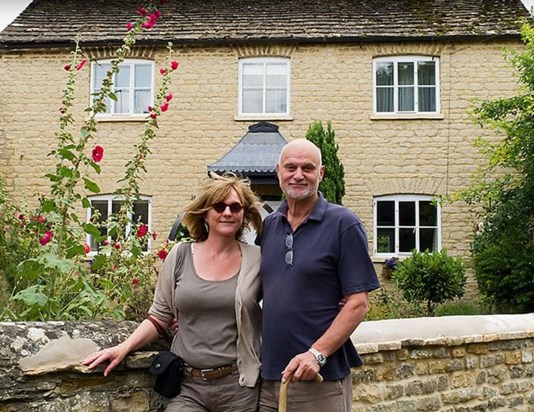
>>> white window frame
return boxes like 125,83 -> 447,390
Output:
373,55 -> 440,116
238,57 -> 291,118
373,194 -> 441,257
90,59 -> 155,120
85,194 -> 153,253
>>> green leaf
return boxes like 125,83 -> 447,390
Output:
80,127 -> 90,138
81,197 -> 91,209
58,166 -> 74,179
89,162 -> 101,174
12,285 -> 48,307
58,148 -> 77,162
40,199 -> 56,213
83,222 -> 101,237
91,254 -> 107,270
17,259 -> 44,281
109,92 -> 118,102
66,244 -> 85,259
83,178 -> 100,193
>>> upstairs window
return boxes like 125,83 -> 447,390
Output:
91,59 -> 154,116
239,57 -> 290,116
373,56 -> 440,115
374,195 -> 441,256
86,195 -> 152,252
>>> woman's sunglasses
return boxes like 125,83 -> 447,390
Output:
211,202 -> 244,214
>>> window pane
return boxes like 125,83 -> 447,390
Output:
377,201 -> 394,226
134,90 -> 151,114
135,64 -> 152,88
94,64 -> 111,90
133,201 -> 149,225
377,228 -> 395,253
399,202 -> 415,226
418,61 -> 436,86
266,89 -> 286,113
112,200 -> 124,215
376,62 -> 393,86
114,89 -> 130,113
90,201 -> 108,250
419,201 -> 437,226
399,228 -> 415,252
420,228 -> 437,252
266,63 -> 287,87
398,87 -> 414,111
242,64 -> 263,87
419,87 -> 436,112
115,65 -> 130,88
398,62 -> 414,85
376,88 -> 394,112
242,89 -> 263,113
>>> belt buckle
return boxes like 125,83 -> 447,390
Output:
200,368 -> 215,381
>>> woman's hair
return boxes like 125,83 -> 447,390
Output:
181,173 -> 263,242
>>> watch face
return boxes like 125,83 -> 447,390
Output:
317,354 -> 327,366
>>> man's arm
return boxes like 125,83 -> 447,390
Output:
281,291 -> 369,383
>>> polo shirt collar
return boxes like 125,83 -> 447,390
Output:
275,192 -> 328,223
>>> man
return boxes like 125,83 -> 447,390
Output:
256,139 -> 380,411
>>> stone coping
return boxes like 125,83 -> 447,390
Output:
352,313 -> 534,354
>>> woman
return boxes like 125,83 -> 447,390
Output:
83,174 -> 263,411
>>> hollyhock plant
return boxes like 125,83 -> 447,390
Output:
157,249 -> 168,260
83,244 -> 91,254
39,231 -> 53,246
132,277 -> 139,285
91,145 -> 104,162
75,59 -> 87,71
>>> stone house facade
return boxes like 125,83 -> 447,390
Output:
0,0 -> 530,278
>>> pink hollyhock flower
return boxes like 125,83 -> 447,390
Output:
102,239 -> 110,246
160,0 -> 168,4
166,93 -> 173,102
75,59 -> 87,71
154,10 -> 161,18
91,145 -> 104,162
136,224 -> 148,238
18,214 -> 25,220
83,244 -> 91,254
137,6 -> 147,16
160,101 -> 169,112
159,67 -> 167,75
158,249 -> 168,260
142,14 -> 157,29
132,277 -> 139,285
39,231 -> 53,246
64,64 -> 71,71
170,60 -> 179,71
147,105 -> 153,112
150,112 -> 158,119
126,22 -> 134,31
114,242 -> 121,250
152,230 -> 158,240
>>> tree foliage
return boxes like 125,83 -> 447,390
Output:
305,121 -> 345,204
456,22 -> 534,313
392,249 -> 467,316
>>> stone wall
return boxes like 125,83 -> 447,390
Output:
1,314 -> 533,411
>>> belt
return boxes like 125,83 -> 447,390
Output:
188,364 -> 235,381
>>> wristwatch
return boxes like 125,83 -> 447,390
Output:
309,347 -> 327,367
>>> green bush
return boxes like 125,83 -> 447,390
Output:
392,249 -> 467,316
366,286 -> 425,320
434,300 -> 492,317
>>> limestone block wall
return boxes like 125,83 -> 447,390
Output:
0,39 -> 523,267
1,315 -> 532,411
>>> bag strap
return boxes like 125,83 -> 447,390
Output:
147,315 -> 173,346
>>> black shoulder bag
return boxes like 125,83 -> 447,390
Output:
147,316 -> 185,398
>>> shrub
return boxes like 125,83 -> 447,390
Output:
392,249 -> 467,316
366,286 -> 425,320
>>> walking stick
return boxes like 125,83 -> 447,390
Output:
278,372 -> 323,412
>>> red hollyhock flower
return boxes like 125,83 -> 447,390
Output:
114,242 -> 121,250
158,249 -> 168,260
64,64 -> 71,71
142,14 -> 157,29
152,230 -> 158,240
160,101 -> 169,112
75,59 -> 87,71
18,214 -> 25,220
126,22 -> 134,31
137,6 -> 147,16
165,93 -> 173,102
159,67 -> 167,75
170,60 -> 179,71
150,112 -> 157,119
83,244 -> 91,254
102,239 -> 110,246
39,231 -> 53,246
91,145 -> 104,162
136,224 -> 148,237
132,277 -> 139,285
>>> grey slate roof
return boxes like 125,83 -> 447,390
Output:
0,0 -> 530,48
208,122 -> 287,175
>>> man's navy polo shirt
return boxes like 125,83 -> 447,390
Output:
257,193 -> 380,381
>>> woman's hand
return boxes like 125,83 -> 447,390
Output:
82,344 -> 129,377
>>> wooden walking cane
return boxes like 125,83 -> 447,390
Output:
278,372 -> 323,412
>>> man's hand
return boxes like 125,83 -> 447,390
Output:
281,350 -> 320,383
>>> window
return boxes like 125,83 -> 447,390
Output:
374,195 -> 441,256
91,59 -> 154,116
373,56 -> 440,115
86,195 -> 152,252
239,57 -> 290,116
